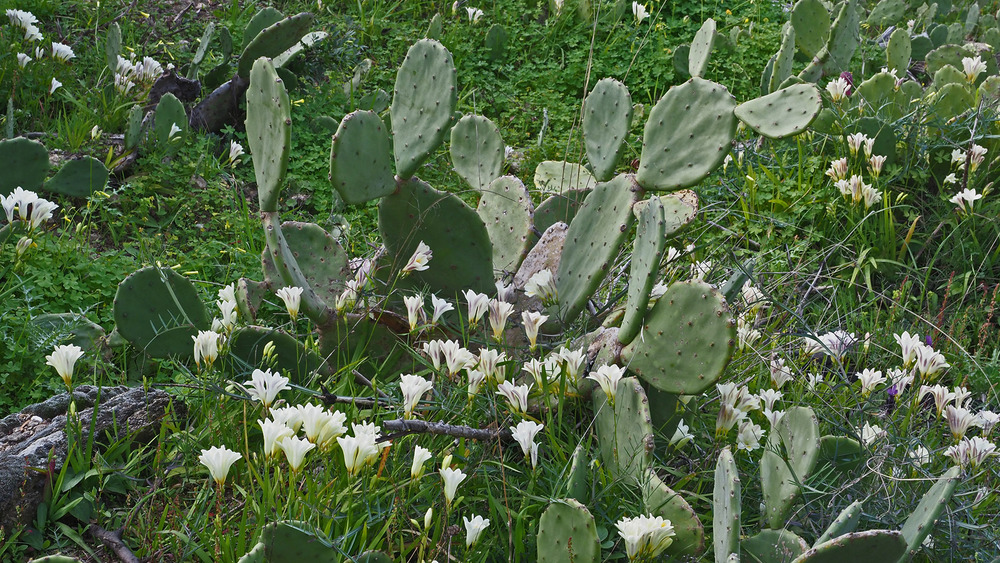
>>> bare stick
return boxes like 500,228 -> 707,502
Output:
88,525 -> 141,563
379,419 -> 513,443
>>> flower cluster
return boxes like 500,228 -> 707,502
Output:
114,54 -> 164,96
2,187 -> 58,231
616,514 -> 675,561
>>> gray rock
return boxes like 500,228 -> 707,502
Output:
0,386 -> 185,531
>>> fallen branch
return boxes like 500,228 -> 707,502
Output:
379,419 -> 512,443
88,524 -> 141,563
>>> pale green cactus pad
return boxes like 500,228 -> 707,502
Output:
0,137 -> 49,196
714,447 -> 741,563
582,78 -> 633,182
246,57 -> 291,213
641,469 -> 705,557
618,195 -> 666,346
734,84 -> 822,139
329,110 -> 396,205
477,175 -> 533,274
761,406 -> 820,529
741,529 -> 809,563
593,376 -> 654,484
451,114 -> 504,191
536,499 -> 600,563
113,266 -> 210,359
792,530 -> 907,563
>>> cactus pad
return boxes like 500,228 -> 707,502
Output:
714,447 -> 741,563
477,175 -> 533,274
329,110 -> 395,205
761,406 -> 820,529
237,520 -> 337,562
450,114 -> 504,191
815,500 -> 863,545
0,137 -> 49,196
792,530 -> 907,563
770,23 -> 796,94
246,58 -> 291,213
235,278 -> 269,321
113,266 -> 210,359
816,435 -> 863,472
154,93 -> 187,146
826,0 -> 859,74
537,499 -> 600,563
593,376 -> 654,484
637,78 -> 738,192
242,8 -> 284,51
621,280 -> 735,395
642,470 -> 705,557
618,196 -> 666,346
688,19 -> 717,79
931,82 -> 975,121
379,178 -> 493,295
886,28 -> 911,76
555,174 -> 638,324
391,39 -> 457,179
238,13 -> 315,78
533,189 -> 591,238
582,79 -> 633,181
565,443 -> 590,503
44,157 -> 109,198
228,326 -> 323,383
534,161 -> 597,193
791,0 -> 830,59
741,529 -> 809,563
734,84 -> 822,139
899,466 -> 960,561
866,0 -> 906,27
261,221 -> 348,313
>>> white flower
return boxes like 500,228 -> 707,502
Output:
826,157 -> 849,181
0,188 -> 56,230
6,9 -> 38,29
869,155 -> 887,177
909,446 -> 930,466
861,184 -> 882,209
716,403 -> 747,438
943,173 -> 958,185
669,420 -> 693,449
15,236 -> 33,257
737,318 -> 761,351
950,188 -> 983,215
631,2 -> 649,24
944,405 -> 979,441
478,348 -> 507,382
297,404 -> 329,442
227,141 -> 245,165
440,466 -> 467,507
279,436 -> 316,472
860,422 -> 886,446
244,368 -> 290,409
275,286 -> 304,322
887,368 -> 914,396
770,357 -> 793,389
338,433 -> 380,477
737,420 -> 764,451
23,23 -> 42,42
496,380 -> 531,414
217,298 -> 238,331
466,6 -> 484,23
803,330 -> 856,361
945,436 -> 997,469
51,42 -> 74,62
495,280 -> 515,303
199,446 -> 242,486
258,418 -> 293,458
467,369 -> 487,398
863,137 -> 875,159
315,410 -> 348,450
463,289 -> 491,324
464,514 -> 490,548
441,340 -> 477,375
48,77 -> 62,94
45,344 -> 84,387
399,374 -> 433,419
970,144 -> 988,172
510,420 -> 544,466
856,369 -> 886,398
403,241 -> 432,273
188,331 -> 218,370
587,364 -> 626,404
826,77 -> 851,102
404,294 -> 424,332
914,344 -> 949,380
522,358 -> 547,388
523,269 -> 557,305
430,294 -> 453,325
522,311 -> 548,350
953,386 -> 971,409
168,122 -> 182,141
962,56 -> 987,83
894,331 -> 922,367
757,389 -> 783,411
977,411 -> 999,435
762,409 -> 785,428
846,133 -> 869,156
919,384 -> 956,417
616,514 -> 674,561
488,299 -> 516,340
16,53 -> 31,68
411,445 -> 432,480
555,347 -> 586,382
114,73 -> 136,95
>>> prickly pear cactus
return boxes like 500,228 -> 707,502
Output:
450,114 -> 504,191
618,196 -> 667,346
641,469 -> 705,557
792,530 -> 907,563
886,28 -> 911,76
228,327 -> 323,382
898,466 -> 960,562
769,23 -> 796,93
593,376 -> 654,484
741,529 -> 809,563
533,189 -> 590,238
688,19 -> 717,79
0,137 -> 49,196
391,39 -> 457,179
261,216 -> 335,322
238,13 -> 315,78
555,174 -> 638,324
44,157 -> 110,198
534,161 -> 597,193
379,178 -> 493,295
328,110 -> 395,205
714,447 -> 741,563
242,8 -> 284,52
246,57 -> 291,213
565,443 -> 590,503
477,175 -> 533,274
636,78 -> 738,192
237,520 -> 337,562
113,266 -> 210,358
815,500 -> 863,546
155,93 -> 187,146
621,280 -> 735,395
734,84 -> 822,139
582,78 -> 633,182
537,499 -> 601,563
790,0 -> 830,59
761,407 -> 820,529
